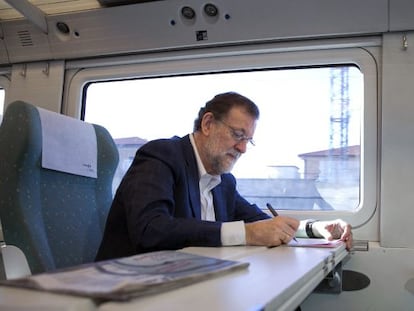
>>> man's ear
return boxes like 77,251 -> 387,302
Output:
201,112 -> 215,135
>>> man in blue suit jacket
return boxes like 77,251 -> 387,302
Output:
96,92 -> 352,261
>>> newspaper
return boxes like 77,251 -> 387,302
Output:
1,250 -> 249,301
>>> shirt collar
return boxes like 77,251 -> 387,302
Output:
189,133 -> 207,178
189,133 -> 221,183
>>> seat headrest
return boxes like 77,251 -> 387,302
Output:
38,107 -> 98,178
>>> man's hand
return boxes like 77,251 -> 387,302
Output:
245,216 -> 300,247
312,219 -> 353,250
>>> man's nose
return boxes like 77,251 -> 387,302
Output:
234,140 -> 248,153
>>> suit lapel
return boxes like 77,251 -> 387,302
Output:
181,135 -> 201,220
212,186 -> 227,221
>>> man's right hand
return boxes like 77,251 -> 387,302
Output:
245,216 -> 300,247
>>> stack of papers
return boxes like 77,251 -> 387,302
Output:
288,238 -> 344,248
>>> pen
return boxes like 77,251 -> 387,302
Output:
266,203 -> 298,242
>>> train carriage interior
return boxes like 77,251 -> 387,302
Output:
0,1 -> 413,310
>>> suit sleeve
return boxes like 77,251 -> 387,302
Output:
117,139 -> 223,254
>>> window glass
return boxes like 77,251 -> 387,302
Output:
84,66 -> 362,211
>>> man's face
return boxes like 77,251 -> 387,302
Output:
203,107 -> 256,175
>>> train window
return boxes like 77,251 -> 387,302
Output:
84,66 -> 363,212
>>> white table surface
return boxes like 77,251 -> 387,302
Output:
0,285 -> 97,311
0,244 -> 346,311
99,244 -> 347,311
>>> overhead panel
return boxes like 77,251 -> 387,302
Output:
0,24 -> 8,64
2,20 -> 51,63
47,0 -> 389,60
389,0 -> 414,31
0,0 -> 101,21
0,0 -> 391,64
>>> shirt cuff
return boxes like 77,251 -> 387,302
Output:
296,219 -> 318,238
221,221 -> 246,246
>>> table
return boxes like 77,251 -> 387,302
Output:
99,244 -> 347,311
0,285 -> 97,311
0,243 -> 347,311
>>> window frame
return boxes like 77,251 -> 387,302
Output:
0,75 -> 10,115
63,39 -> 379,230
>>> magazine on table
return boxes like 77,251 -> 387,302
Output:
0,250 -> 249,301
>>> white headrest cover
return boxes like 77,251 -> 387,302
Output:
38,107 -> 97,178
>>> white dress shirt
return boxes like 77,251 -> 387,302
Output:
189,134 -> 246,245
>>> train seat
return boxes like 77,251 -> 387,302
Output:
0,100 -> 119,277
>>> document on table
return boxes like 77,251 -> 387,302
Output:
288,238 -> 343,248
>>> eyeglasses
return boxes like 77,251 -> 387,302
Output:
217,119 -> 255,146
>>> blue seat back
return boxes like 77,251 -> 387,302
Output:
0,101 -> 119,274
